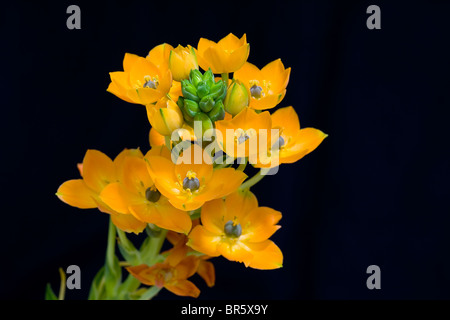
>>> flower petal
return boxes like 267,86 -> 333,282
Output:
280,127 -> 327,163
197,260 -> 215,287
245,240 -> 283,270
129,200 -> 192,234
208,168 -> 247,198
82,150 -> 116,193
123,53 -> 141,72
56,179 -> 97,209
241,206 -> 282,242
100,182 -> 141,214
200,198 -> 227,234
224,189 -> 258,221
217,240 -> 253,265
111,212 -> 146,234
165,279 -> 200,298
187,226 -> 221,257
271,106 -> 300,136
226,43 -> 250,73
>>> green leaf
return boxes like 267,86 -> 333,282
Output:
45,283 -> 58,300
88,266 -> 106,300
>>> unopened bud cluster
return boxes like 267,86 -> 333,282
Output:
178,69 -> 227,134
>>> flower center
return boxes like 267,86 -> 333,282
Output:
145,186 -> 161,203
272,136 -> 285,150
224,220 -> 242,238
143,75 -> 159,89
155,266 -> 175,287
182,170 -> 200,191
234,128 -> 254,144
250,84 -> 263,99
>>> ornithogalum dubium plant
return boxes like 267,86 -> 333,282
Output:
49,33 -> 327,300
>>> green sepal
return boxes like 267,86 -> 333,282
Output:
45,283 -> 58,300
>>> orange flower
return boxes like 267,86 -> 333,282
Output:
127,245 -> 200,298
107,53 -> 172,106
188,190 -> 283,269
56,149 -> 146,234
196,33 -> 250,74
99,146 -> 192,234
255,106 -> 327,168
233,59 -> 290,110
146,144 -> 247,211
215,107 -> 272,159
167,227 -> 215,288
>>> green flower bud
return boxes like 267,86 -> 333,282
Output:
184,99 -> 200,118
181,80 -> 200,102
197,81 -> 210,98
177,96 -> 185,110
194,112 -> 214,139
199,96 -> 215,113
190,69 -> 203,88
202,69 -> 215,87
208,100 -> 225,122
209,81 -> 226,101
224,80 -> 249,116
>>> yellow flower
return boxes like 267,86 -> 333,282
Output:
233,59 -> 291,110
196,33 -> 250,74
127,245 -> 201,298
146,144 -> 247,211
223,80 -> 250,116
215,107 -> 272,159
169,45 -> 198,82
146,98 -> 184,136
56,149 -> 146,234
188,190 -> 283,270
107,53 -> 172,106
99,146 -> 192,234
255,106 -> 327,168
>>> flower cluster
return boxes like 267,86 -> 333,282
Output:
54,33 -> 327,300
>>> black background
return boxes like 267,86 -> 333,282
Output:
2,0 -> 450,300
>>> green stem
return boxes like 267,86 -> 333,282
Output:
139,286 -> 162,300
214,155 -> 234,169
221,73 -> 229,86
237,157 -> 247,171
106,218 -> 116,272
117,274 -> 141,300
239,169 -> 266,190
141,227 -> 168,265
